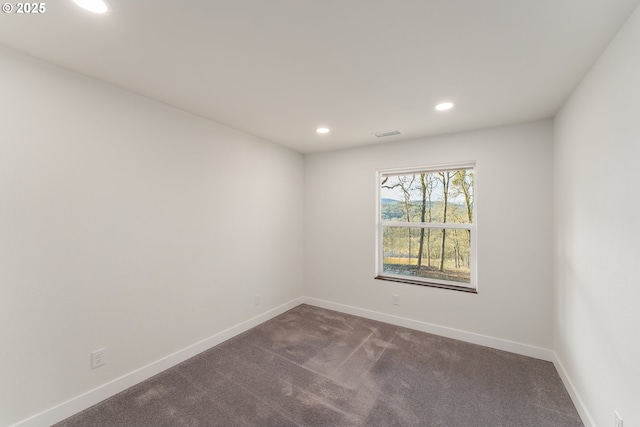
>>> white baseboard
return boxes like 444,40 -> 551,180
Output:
551,353 -> 595,427
303,297 -> 555,362
303,297 -> 597,426
13,297 -> 594,427
10,297 -> 305,427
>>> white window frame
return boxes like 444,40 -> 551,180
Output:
375,162 -> 477,293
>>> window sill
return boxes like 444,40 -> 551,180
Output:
375,275 -> 478,294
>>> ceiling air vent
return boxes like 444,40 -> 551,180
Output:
374,130 -> 402,138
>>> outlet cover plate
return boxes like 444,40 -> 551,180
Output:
92,348 -> 106,369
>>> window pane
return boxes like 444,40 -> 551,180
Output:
382,226 -> 471,284
381,169 -> 474,224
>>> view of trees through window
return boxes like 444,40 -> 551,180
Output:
379,167 -> 474,287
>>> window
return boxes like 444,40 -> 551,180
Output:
376,163 -> 476,292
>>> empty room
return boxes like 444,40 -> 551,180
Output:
1,1 -> 639,426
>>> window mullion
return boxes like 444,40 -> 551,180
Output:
381,221 -> 472,230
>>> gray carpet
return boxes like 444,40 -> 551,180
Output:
54,304 -> 583,426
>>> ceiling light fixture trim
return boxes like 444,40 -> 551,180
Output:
435,102 -> 455,111
72,0 -> 111,14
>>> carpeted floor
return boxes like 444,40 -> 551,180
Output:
55,304 -> 583,426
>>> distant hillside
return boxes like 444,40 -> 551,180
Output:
381,199 -> 470,222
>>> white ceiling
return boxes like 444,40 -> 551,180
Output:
1,0 -> 638,153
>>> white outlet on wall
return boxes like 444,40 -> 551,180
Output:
393,294 -> 399,305
614,410 -> 623,427
91,348 -> 106,369
254,293 -> 261,306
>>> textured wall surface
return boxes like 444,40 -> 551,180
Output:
554,5 -> 640,426
0,47 -> 304,426
304,120 -> 554,350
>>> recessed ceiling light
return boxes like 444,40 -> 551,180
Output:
435,102 -> 455,111
316,127 -> 330,134
72,0 -> 110,14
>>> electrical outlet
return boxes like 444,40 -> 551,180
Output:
393,294 -> 399,305
91,348 -> 106,369
254,293 -> 261,306
614,411 -> 623,427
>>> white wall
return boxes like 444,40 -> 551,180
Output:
304,120 -> 554,351
0,47 -> 304,426
554,5 -> 640,427
7,5 -> 639,421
